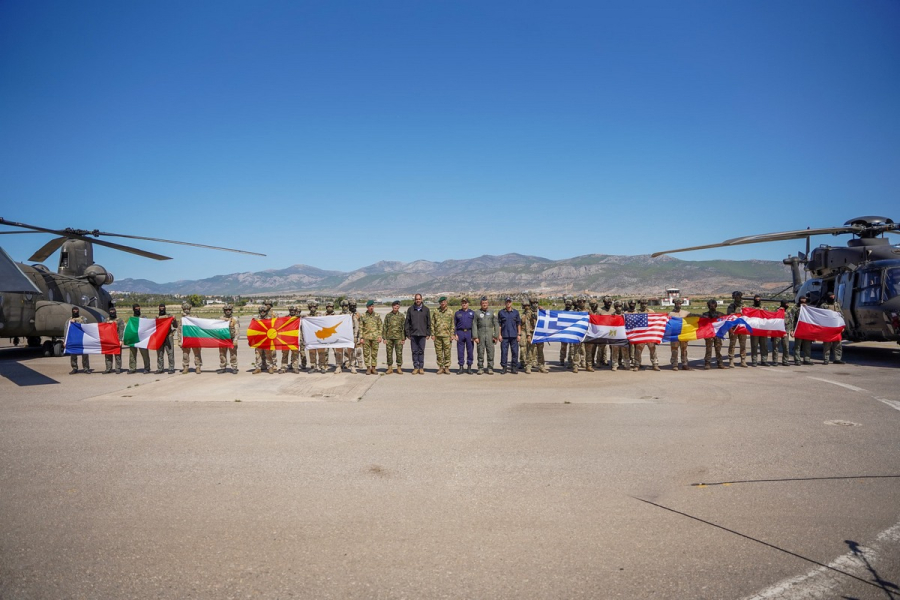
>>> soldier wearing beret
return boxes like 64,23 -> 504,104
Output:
359,300 -> 382,375
382,300 -> 406,374
431,296 -> 454,374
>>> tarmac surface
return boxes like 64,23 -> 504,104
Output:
1,337 -> 899,599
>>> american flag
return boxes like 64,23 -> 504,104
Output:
624,313 -> 669,344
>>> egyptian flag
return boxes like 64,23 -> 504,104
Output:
64,322 -> 121,355
794,305 -> 845,342
247,317 -> 301,351
740,307 -> 786,338
584,314 -> 628,345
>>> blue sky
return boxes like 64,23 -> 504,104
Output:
1,0 -> 898,282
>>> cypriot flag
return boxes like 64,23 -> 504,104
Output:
301,314 -> 355,349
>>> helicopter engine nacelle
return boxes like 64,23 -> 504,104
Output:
83,264 -> 114,287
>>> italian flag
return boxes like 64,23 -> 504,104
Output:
123,316 -> 173,350
182,316 -> 234,348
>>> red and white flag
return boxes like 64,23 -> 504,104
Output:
740,307 -> 786,338
584,314 -> 629,346
625,313 -> 669,344
794,305 -> 845,342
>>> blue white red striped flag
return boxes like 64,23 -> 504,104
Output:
64,322 -> 121,355
531,310 -> 589,344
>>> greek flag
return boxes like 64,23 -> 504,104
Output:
531,310 -> 589,344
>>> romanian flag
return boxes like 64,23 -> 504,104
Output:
247,317 -> 300,351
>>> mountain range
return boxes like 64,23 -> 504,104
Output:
108,253 -> 793,297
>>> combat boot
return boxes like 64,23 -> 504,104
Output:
525,365 -> 532,374
740,362 -> 748,368
540,365 -> 549,373
457,366 -> 463,375
115,368 -> 122,374
196,367 -> 201,374
683,364 -> 693,371
717,362 -> 725,369
704,362 -> 711,370
585,365 -> 593,372
216,368 -> 225,374
396,367 -> 403,375
103,368 -> 112,374
652,365 -> 660,371
476,368 -> 484,375
69,368 -> 78,375
487,368 -> 494,375
253,368 -> 261,374
466,366 -> 472,374
385,367 -> 393,375
335,366 -> 342,374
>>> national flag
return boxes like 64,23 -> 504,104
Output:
584,314 -> 628,345
247,317 -> 301,351
181,316 -> 234,348
662,314 -> 754,342
122,316 -> 173,350
301,315 -> 355,349
624,313 -> 669,344
64,322 -> 121,355
709,314 -> 754,338
794,305 -> 845,342
740,307 -> 786,338
531,310 -> 589,344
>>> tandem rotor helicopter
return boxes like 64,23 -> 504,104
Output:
653,215 -> 900,343
0,217 -> 264,357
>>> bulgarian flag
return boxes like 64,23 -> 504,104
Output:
740,307 -> 786,338
247,317 -> 300,351
123,316 -> 173,350
794,305 -> 845,342
64,322 -> 121,355
181,316 -> 233,348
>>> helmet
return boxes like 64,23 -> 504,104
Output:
223,304 -> 234,312
326,301 -> 334,308
341,300 -> 349,307
181,301 -> 191,311
732,291 -> 743,298
706,299 -> 717,307
288,305 -> 298,315
308,300 -> 318,308
258,305 -> 266,314
613,300 -> 622,308
264,299 -> 273,306
348,299 -> 357,307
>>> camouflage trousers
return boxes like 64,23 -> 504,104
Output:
567,343 -> 585,370
669,341 -> 689,367
704,338 -> 723,365
750,336 -> 769,364
70,355 -> 90,370
727,333 -> 748,365
822,341 -> 843,363
362,339 -> 379,367
609,345 -> 628,370
384,338 -> 403,366
794,339 -> 812,363
633,343 -> 659,368
105,352 -> 122,371
476,340 -> 496,369
559,342 -> 569,364
129,347 -> 150,372
182,347 -> 202,370
219,346 -> 238,370
434,336 -> 452,368
280,348 -> 300,372
532,342 -> 545,366
255,348 -> 276,373
157,336 -> 175,371
308,348 -> 329,371
774,337 -> 789,364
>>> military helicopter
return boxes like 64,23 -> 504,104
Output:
652,215 -> 900,343
0,217 -> 264,356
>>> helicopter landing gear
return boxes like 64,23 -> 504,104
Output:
41,339 -> 64,357
13,337 -> 20,346
27,336 -> 42,348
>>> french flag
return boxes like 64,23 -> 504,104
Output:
794,305 -> 845,342
740,307 -> 786,338
64,322 -> 121,355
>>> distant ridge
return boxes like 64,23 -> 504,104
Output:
109,253 -> 791,296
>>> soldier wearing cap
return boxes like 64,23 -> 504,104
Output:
726,291 -> 749,367
498,296 -> 521,374
103,306 -> 124,374
454,297 -> 475,374
155,303 -> 177,374
279,306 -> 302,374
382,300 -> 406,374
127,303 -> 151,373
359,300 -> 382,375
473,296 -> 499,374
431,296 -> 454,374
178,301 -> 202,374
253,305 -> 276,374
218,304 -> 239,373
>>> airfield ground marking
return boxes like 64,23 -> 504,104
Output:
805,376 -> 867,392
740,520 -> 900,600
875,398 -> 900,412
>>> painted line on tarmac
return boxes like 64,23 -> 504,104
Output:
805,376 -> 867,392
875,398 -> 900,412
741,520 -> 900,600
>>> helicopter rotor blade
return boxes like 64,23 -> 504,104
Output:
652,226 -> 863,258
92,231 -> 266,256
28,237 -> 69,262
83,237 -> 173,260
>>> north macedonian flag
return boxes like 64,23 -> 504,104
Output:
247,317 -> 300,351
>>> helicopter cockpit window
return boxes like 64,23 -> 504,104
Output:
856,271 -> 883,306
885,268 -> 900,301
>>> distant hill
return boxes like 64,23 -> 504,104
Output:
109,253 -> 791,297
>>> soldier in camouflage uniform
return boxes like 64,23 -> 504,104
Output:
623,300 -> 638,369
103,306 -> 124,374
748,295 -> 770,367
702,299 -> 725,369
316,301 -> 335,372
218,304 -> 239,374
155,303 -> 177,374
306,300 -> 321,373
776,300 -> 791,366
726,291 -> 749,367
819,292 -> 844,364
279,306 -> 302,373
583,299 -> 600,372
568,297 -> 587,372
359,300 -> 382,374
179,301 -> 202,374
559,297 -> 573,365
667,299 -> 692,371
609,301 -> 628,371
253,305 -> 276,374
68,307 -> 92,374
529,298 -> 548,373
473,296 -> 499,375
792,296 -> 812,365
382,300 -> 406,374
348,300 -> 361,373
127,303 -> 150,374
518,300 -> 532,372
334,300 -> 350,373
632,298 -> 661,371
431,296 -> 454,374
596,296 -> 614,367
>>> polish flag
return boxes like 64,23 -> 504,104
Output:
740,307 -> 786,338
794,305 -> 845,342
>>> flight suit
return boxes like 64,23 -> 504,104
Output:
104,315 -> 124,373
473,307 -> 499,373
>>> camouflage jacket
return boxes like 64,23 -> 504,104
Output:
359,312 -> 383,340
382,311 -> 406,340
350,312 -> 360,341
820,301 -> 842,313
106,317 -> 125,341
783,308 -> 795,333
701,310 -> 723,320
431,307 -> 454,337
726,301 -> 744,315
225,316 -> 238,341
520,309 -> 533,336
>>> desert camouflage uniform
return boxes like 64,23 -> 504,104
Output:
179,303 -> 202,374
726,294 -> 749,367
253,307 -> 276,373
596,298 -> 614,367
519,303 -> 534,372
609,303 -> 628,371
633,300 -> 660,371
280,307 -> 302,373
104,313 -> 124,373
359,310 -> 382,369
306,303 -> 324,372
668,304 -> 692,370
583,301 -> 600,372
431,305 -> 454,371
334,302 -> 351,373
218,306 -> 238,372
623,301 -> 637,369
156,309 -> 177,373
529,300 -> 547,372
568,298 -> 586,372
382,309 -> 406,370
559,298 -> 573,365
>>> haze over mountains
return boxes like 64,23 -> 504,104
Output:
109,254 -> 792,297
